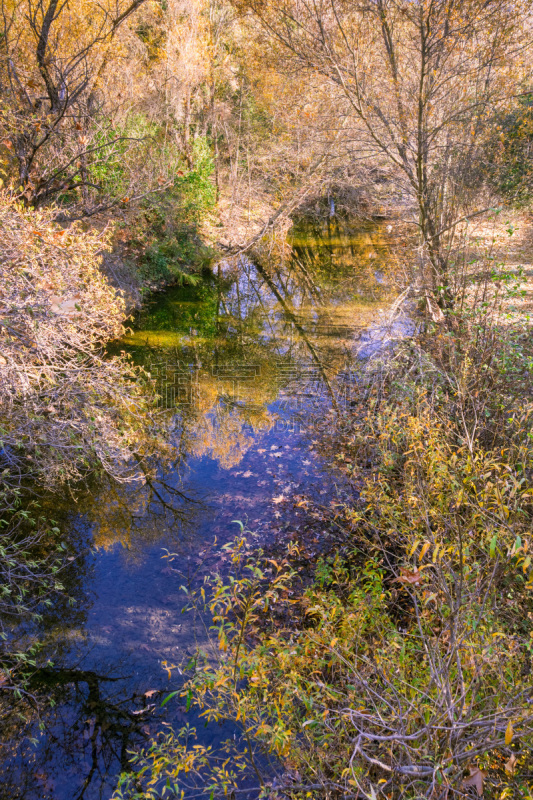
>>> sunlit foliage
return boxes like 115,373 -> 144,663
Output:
0,195 -> 162,487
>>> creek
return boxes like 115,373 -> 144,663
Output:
0,215 -> 391,800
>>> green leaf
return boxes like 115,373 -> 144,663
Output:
160,690 -> 179,708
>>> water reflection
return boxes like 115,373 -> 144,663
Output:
1,215 -> 391,799
119,217 -> 390,476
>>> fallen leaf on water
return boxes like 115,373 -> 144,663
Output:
132,705 -> 154,716
144,689 -> 159,698
463,766 -> 486,796
273,495 -> 287,504
242,470 -> 253,478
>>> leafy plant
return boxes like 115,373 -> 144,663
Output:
0,194 -> 166,488
486,97 -> 533,206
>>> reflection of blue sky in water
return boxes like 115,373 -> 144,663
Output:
0,218 -> 391,800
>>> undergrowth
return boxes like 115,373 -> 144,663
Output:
126,138 -> 218,291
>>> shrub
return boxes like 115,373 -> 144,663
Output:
486,98 -> 533,206
0,194 -> 162,488
129,138 -> 218,288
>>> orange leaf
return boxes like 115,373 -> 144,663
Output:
396,569 -> 423,586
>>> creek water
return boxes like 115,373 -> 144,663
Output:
0,216 -> 391,800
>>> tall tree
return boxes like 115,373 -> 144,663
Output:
0,0 -> 149,213
236,0 -> 533,305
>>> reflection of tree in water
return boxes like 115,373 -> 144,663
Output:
44,222 -> 391,555
288,213 -> 390,295
0,664 -> 160,800
122,224 -> 391,475
53,468 -> 203,556
186,404 -> 272,469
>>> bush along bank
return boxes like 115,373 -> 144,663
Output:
114,253 -> 533,800
101,139 -> 219,310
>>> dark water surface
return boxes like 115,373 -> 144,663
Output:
0,217 -> 391,799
